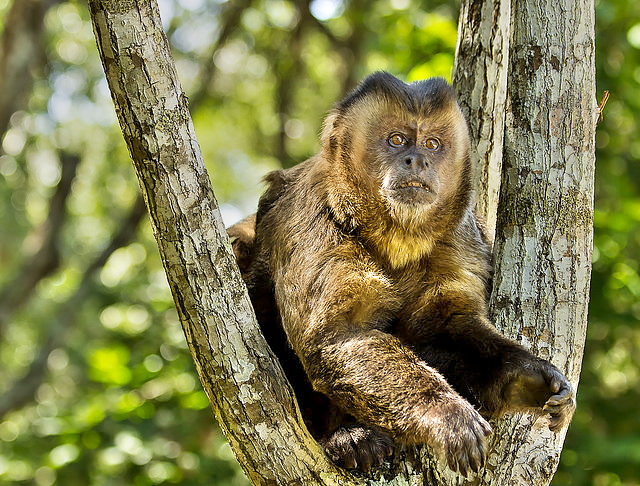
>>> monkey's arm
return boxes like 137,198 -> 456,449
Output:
272,250 -> 491,474
400,303 -> 575,431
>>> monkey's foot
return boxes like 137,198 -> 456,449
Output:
322,425 -> 394,472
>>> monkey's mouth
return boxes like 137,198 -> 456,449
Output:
384,178 -> 438,206
397,180 -> 431,191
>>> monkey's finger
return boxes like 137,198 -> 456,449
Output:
446,451 -> 457,474
481,420 -> 493,436
543,402 -> 570,415
552,379 -> 572,396
545,368 -> 574,396
384,441 -> 394,458
469,419 -> 488,446
544,393 -> 574,409
460,415 -> 487,472
464,430 -> 484,475
544,397 -> 561,407
545,391 -> 574,409
349,436 -> 371,472
324,428 -> 360,469
335,443 -> 358,470
467,445 -> 482,474
445,442 -> 467,477
473,415 -> 493,437
358,454 -> 373,473
345,455 -> 358,469
355,440 -> 374,472
341,451 -> 358,470
548,413 -> 568,432
457,452 -> 470,477
480,436 -> 488,465
540,366 -> 562,388
372,431 -> 394,459
544,394 -> 570,407
477,433 -> 488,465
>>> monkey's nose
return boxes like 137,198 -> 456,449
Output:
404,154 -> 428,170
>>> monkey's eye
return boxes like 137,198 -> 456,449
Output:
425,138 -> 441,151
388,133 -> 408,148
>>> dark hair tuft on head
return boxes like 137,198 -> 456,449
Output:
337,71 -> 458,117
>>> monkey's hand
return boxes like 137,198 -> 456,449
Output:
321,425 -> 394,472
503,359 -> 575,432
422,395 -> 493,477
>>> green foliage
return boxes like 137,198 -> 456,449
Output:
0,0 -> 637,484
0,1 -> 459,484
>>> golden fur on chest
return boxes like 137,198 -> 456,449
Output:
372,228 -> 436,269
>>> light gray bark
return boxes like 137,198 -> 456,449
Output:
88,0 -> 596,484
453,0 -> 511,239
484,0 -> 597,483
453,0 -> 597,484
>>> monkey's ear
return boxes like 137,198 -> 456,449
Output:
320,110 -> 341,152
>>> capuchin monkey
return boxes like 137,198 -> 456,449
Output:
227,72 -> 575,476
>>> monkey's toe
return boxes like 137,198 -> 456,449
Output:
322,425 -> 394,472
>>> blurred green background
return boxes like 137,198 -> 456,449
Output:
0,0 -> 637,484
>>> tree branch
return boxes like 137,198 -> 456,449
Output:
0,0 -> 62,139
188,0 -> 254,110
304,0 -> 370,96
452,0 -> 510,239
339,0 -> 369,94
274,0 -> 310,167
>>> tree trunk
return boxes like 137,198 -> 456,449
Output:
88,0 -> 596,484
453,0 -> 597,484
453,0 -> 510,239
87,2 -> 354,485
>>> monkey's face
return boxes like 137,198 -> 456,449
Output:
323,74 -> 471,231
378,124 -> 445,208
369,106 -> 470,225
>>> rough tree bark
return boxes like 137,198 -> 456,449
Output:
453,0 -> 510,239
89,0 -> 596,485
453,0 -> 597,484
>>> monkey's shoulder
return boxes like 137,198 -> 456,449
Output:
227,213 -> 256,275
257,159 -> 333,231
256,158 -> 320,217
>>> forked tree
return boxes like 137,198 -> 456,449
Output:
88,0 -> 596,484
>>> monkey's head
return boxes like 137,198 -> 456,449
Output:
321,72 -> 471,240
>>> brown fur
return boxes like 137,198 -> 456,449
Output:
228,72 -> 575,476
227,213 -> 256,275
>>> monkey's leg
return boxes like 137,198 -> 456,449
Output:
320,422 -> 394,472
293,380 -> 394,471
